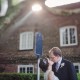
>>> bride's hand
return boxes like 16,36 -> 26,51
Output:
47,58 -> 54,66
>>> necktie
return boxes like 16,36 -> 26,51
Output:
56,62 -> 59,71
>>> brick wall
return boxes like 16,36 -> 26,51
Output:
0,2 -> 80,72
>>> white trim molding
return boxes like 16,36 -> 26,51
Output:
60,26 -> 78,47
18,64 -> 34,73
73,63 -> 80,73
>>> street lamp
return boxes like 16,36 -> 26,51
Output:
32,3 -> 42,12
32,4 -> 42,80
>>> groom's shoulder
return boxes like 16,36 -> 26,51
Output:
62,58 -> 72,64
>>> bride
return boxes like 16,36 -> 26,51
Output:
39,57 -> 59,80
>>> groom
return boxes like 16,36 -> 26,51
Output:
48,47 -> 77,80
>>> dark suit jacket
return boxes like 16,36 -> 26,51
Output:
52,58 -> 77,80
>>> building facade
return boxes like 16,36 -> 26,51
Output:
0,0 -> 80,73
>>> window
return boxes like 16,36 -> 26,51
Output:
60,26 -> 78,46
19,32 -> 34,50
73,63 -> 80,73
75,65 -> 79,73
18,65 -> 34,73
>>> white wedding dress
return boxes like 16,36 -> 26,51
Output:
44,70 -> 59,80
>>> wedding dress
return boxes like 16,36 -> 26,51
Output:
44,70 -> 59,80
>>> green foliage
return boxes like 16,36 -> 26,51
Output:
0,73 -> 80,80
77,73 -> 80,80
12,0 -> 21,6
0,73 -> 44,80
0,2 -> 19,29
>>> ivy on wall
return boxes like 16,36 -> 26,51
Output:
0,0 -> 21,30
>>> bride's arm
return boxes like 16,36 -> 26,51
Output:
47,58 -> 54,71
48,71 -> 54,80
48,71 -> 59,80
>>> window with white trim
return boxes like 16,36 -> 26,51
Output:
73,63 -> 80,73
19,32 -> 34,50
18,65 -> 34,73
60,26 -> 78,46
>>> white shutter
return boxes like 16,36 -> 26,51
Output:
19,32 -> 34,50
27,32 -> 34,49
60,28 -> 65,46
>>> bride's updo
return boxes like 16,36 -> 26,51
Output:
39,57 -> 49,72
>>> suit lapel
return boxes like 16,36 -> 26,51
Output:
58,59 -> 65,71
53,58 -> 65,73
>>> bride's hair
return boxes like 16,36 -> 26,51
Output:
39,57 -> 49,72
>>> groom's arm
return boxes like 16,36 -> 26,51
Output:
67,62 -> 78,80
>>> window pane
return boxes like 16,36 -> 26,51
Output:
30,67 -> 33,71
65,29 -> 68,44
27,67 -> 33,73
20,67 -> 25,73
30,67 -> 33,73
27,67 -> 29,73
63,29 -> 68,44
20,68 -> 22,73
23,67 -> 25,73
70,28 -> 76,44
75,66 -> 79,73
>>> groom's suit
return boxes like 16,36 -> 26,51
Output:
52,58 -> 77,80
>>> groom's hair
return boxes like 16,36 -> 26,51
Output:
49,47 -> 62,57
39,57 -> 48,72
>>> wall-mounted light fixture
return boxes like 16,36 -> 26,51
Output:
32,3 -> 42,12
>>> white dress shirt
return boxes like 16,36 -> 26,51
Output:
56,57 -> 62,71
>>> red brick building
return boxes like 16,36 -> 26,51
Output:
0,0 -> 80,73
